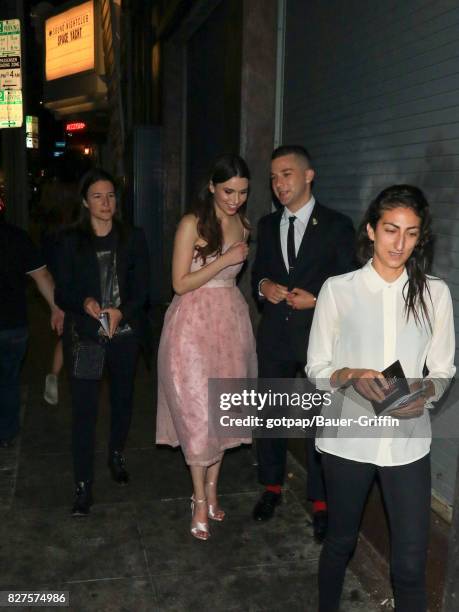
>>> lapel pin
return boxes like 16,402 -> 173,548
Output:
312,217 -> 318,226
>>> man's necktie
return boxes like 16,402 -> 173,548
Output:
287,216 -> 297,274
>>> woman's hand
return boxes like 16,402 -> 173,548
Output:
390,380 -> 432,419
390,396 -> 426,419
83,297 -> 101,320
223,241 -> 249,266
286,288 -> 316,310
331,367 -> 389,402
100,307 -> 122,338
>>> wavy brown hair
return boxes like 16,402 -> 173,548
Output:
357,184 -> 434,328
191,154 -> 251,263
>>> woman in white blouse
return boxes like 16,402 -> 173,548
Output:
307,185 -> 455,612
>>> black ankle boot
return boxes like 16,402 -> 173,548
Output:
108,451 -> 129,484
72,481 -> 93,516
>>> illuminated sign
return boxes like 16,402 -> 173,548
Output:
0,89 -> 22,128
25,115 -> 39,149
65,121 -> 86,131
45,1 -> 94,81
0,19 -> 21,90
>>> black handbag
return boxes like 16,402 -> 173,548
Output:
72,335 -> 106,380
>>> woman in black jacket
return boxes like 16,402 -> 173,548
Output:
55,168 -> 149,516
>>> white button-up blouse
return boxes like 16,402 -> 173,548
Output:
306,260 -> 456,466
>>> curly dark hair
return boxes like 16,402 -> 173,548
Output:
357,184 -> 434,327
191,154 -> 251,263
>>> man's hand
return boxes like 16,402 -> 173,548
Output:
100,307 -> 122,338
260,280 -> 289,304
286,288 -> 316,310
28,267 -> 65,335
51,307 -> 64,336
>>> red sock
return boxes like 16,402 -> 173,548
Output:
266,484 -> 282,494
313,500 -> 327,513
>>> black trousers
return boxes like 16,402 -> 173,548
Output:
68,335 -> 140,483
256,353 -> 326,501
319,452 -> 431,612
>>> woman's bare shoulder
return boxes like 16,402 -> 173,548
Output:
176,213 -> 199,237
178,213 -> 199,228
176,214 -> 208,251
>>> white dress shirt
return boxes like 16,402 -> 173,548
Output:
306,260 -> 456,466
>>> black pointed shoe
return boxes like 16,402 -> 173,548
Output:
108,451 -> 129,485
72,481 -> 93,516
252,491 -> 282,521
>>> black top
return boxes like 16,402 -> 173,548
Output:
0,222 -> 45,330
94,230 -> 132,337
93,231 -> 116,308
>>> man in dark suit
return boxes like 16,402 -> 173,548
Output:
251,145 -> 356,540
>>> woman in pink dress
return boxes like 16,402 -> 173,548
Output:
156,154 -> 257,540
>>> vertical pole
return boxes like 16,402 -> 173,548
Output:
273,0 -> 286,149
239,0 -> 278,317
2,0 -> 28,228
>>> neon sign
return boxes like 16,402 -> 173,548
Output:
66,121 -> 86,131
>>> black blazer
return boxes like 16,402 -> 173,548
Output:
252,201 -> 356,363
55,226 -> 150,345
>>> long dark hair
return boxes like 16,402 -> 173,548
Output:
74,168 -> 124,239
357,184 -> 434,327
191,154 -> 251,263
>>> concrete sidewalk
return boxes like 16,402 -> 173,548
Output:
0,294 -> 384,611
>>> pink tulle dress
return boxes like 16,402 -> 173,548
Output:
156,243 -> 257,466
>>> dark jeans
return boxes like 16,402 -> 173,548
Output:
68,335 -> 140,482
319,452 -> 431,612
256,353 -> 326,501
0,327 -> 28,440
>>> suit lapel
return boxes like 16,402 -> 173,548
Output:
291,202 -> 324,282
272,209 -> 285,271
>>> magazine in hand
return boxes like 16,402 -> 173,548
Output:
371,360 -> 425,416
98,312 -> 110,336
